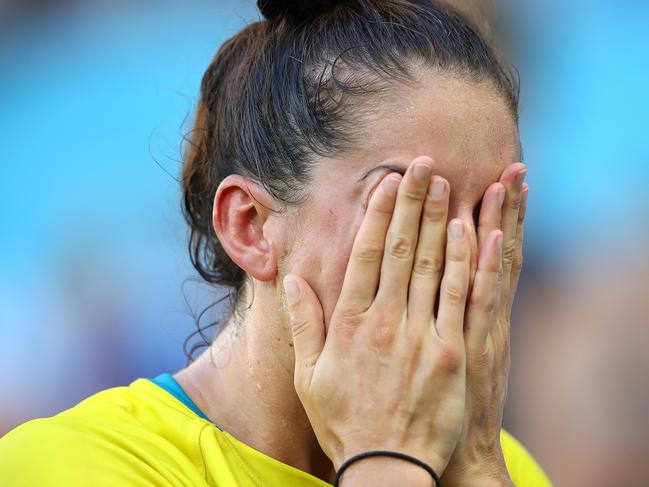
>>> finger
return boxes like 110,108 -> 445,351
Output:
336,172 -> 401,315
477,182 -> 505,253
375,156 -> 434,306
506,183 -> 528,318
283,274 -> 326,394
434,219 -> 471,344
408,176 -> 449,327
499,163 -> 527,298
464,229 -> 503,352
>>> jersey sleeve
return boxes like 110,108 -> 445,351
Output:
501,428 -> 553,487
0,417 -> 170,487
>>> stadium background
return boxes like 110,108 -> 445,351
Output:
1,1 -> 648,485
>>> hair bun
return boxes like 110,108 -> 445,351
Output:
257,0 -> 346,22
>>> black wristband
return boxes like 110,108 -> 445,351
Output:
333,450 -> 441,487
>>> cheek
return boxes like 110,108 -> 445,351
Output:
318,213 -> 362,325
290,205 -> 363,326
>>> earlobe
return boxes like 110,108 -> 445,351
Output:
212,175 -> 278,282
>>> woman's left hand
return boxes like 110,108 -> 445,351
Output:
441,162 -> 528,486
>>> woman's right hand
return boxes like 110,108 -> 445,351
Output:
282,155 -> 488,483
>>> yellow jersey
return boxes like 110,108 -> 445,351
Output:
0,373 -> 552,486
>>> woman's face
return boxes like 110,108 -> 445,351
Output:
277,72 -> 521,328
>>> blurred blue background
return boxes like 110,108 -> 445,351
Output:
1,1 -> 648,485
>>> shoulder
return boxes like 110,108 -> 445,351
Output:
501,429 -> 553,486
0,379 -> 209,486
0,416 -> 126,486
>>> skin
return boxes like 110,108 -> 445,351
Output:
174,70 -> 528,484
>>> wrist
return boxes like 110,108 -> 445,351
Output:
444,472 -> 513,487
443,452 -> 512,487
465,475 -> 513,487
339,455 -> 434,487
461,470 -> 513,487
334,440 -> 447,475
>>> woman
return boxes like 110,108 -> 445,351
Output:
0,0 -> 552,485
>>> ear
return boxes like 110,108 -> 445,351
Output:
212,175 -> 279,282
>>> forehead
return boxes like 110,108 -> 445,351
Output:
324,71 -> 521,204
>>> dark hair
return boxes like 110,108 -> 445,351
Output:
180,0 -> 519,363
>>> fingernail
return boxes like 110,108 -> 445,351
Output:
283,277 -> 300,304
429,178 -> 445,198
515,169 -> 527,188
497,189 -> 505,207
382,175 -> 400,195
450,220 -> 464,239
414,162 -> 432,181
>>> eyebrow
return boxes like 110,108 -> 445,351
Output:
357,163 -> 407,182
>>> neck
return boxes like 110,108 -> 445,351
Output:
174,292 -> 335,483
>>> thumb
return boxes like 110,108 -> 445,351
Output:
283,274 -> 325,393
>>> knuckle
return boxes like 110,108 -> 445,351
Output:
412,254 -> 444,277
436,344 -> 462,375
501,240 -> 516,265
467,347 -> 492,373
289,316 -> 311,339
469,292 -> 497,314
370,200 -> 394,217
332,311 -> 363,338
401,187 -> 424,202
354,243 -> 384,263
373,324 -> 396,349
446,247 -> 468,263
513,246 -> 524,269
387,235 -> 414,260
407,335 -> 424,358
507,194 -> 522,210
512,254 -> 523,271
422,201 -> 448,222
442,282 -> 467,305
337,309 -> 363,326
